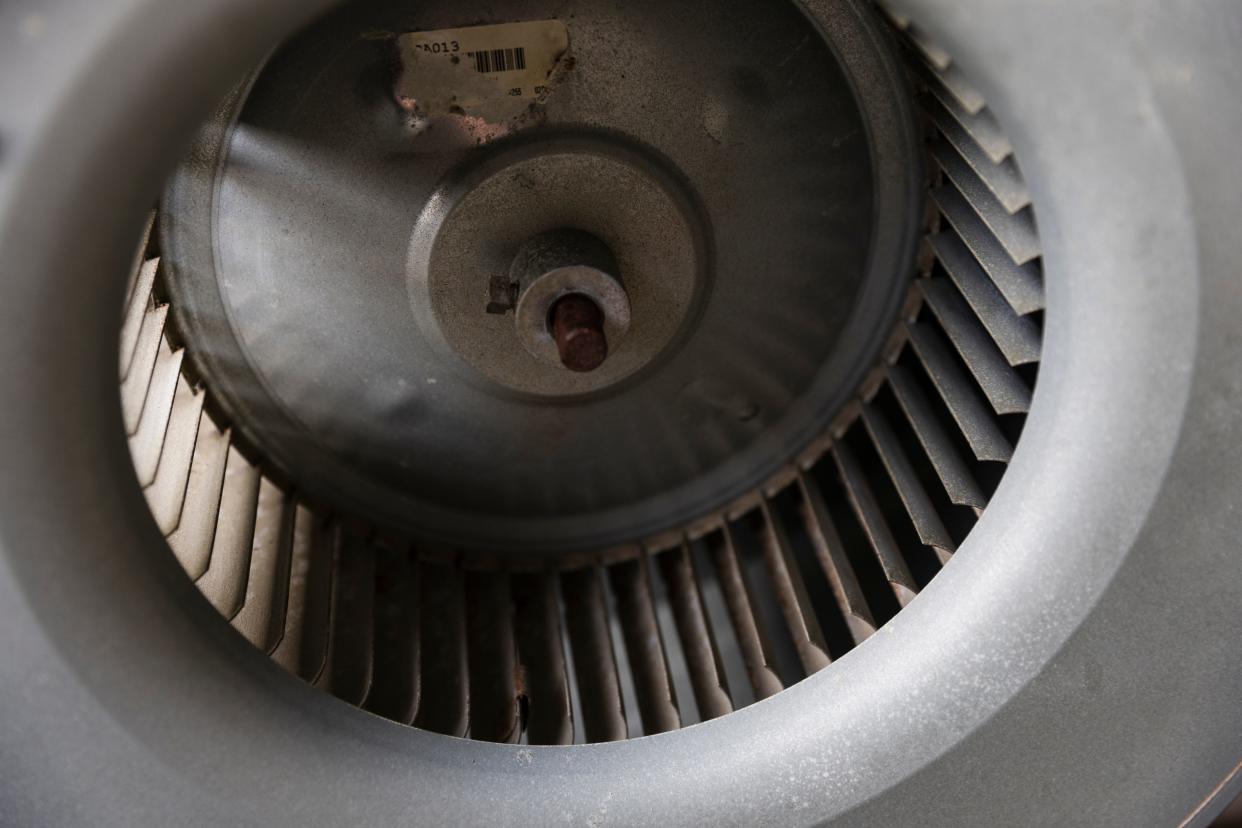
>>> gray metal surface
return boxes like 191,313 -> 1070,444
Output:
1,0 -> 1242,826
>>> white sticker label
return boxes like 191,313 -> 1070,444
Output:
395,20 -> 570,122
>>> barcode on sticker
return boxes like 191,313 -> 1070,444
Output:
470,46 -> 527,74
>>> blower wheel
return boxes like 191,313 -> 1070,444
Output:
124,3 -> 1041,743
2,0 -> 1241,825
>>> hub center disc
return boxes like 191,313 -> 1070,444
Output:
408,133 -> 705,397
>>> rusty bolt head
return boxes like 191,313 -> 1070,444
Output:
549,293 -> 608,372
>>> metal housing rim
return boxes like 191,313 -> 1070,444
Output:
1,0 -> 1241,825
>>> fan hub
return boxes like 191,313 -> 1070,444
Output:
409,137 -> 700,396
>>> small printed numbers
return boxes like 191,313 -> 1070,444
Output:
415,40 -> 459,54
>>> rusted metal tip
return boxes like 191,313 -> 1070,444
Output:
549,293 -> 608,372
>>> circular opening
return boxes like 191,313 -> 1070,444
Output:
120,0 -> 1044,744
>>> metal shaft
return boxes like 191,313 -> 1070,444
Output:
549,294 -> 607,372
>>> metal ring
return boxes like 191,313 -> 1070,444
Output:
514,265 -> 632,367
